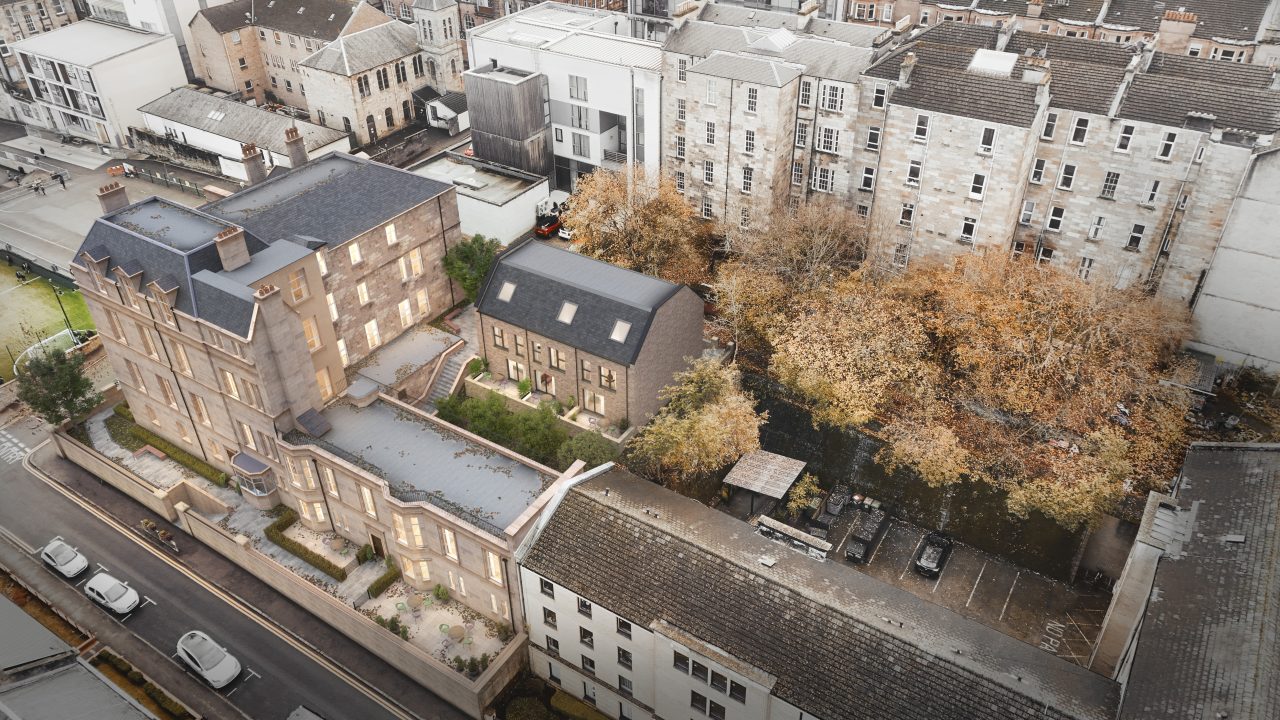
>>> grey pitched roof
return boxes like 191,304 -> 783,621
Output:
1104,0 -> 1272,40
201,153 -> 452,247
1024,57 -> 1127,115
865,41 -> 990,80
1118,73 -> 1280,134
689,51 -> 802,87
977,0 -> 1104,24
1120,445 -> 1280,720
475,241 -> 683,366
195,0 -> 358,41
524,468 -> 1121,720
667,21 -> 873,83
437,90 -> 468,114
891,64 -> 1042,127
300,14 -> 419,75
904,20 -> 1001,49
138,88 -> 347,155
1146,51 -> 1277,89
1004,31 -> 1139,66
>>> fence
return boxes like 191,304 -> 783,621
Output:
179,509 -> 526,718
124,165 -> 207,199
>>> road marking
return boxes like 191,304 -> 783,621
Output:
932,561 -> 948,593
999,572 -> 1021,621
96,563 -> 109,574
142,596 -> 157,609
245,668 -> 261,683
0,523 -> 37,553
966,561 -> 987,607
0,429 -> 29,464
225,686 -> 240,697
75,576 -> 87,587
121,612 -> 133,622
22,439 -> 416,720
901,534 -> 926,580
1065,612 -> 1094,644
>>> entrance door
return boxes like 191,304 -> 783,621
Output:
370,533 -> 385,558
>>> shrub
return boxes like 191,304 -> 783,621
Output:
466,357 -> 488,377
433,583 -> 450,602
517,378 -> 532,398
479,653 -> 491,672
68,423 -> 90,445
366,556 -> 401,598
453,656 -> 466,672
110,406 -> 226,485
617,416 -> 631,432
126,669 -> 145,685
263,507 -> 348,581
144,682 -> 193,719
566,396 -> 577,409
496,622 -> 514,643
387,616 -> 401,634
506,697 -> 554,720
555,431 -> 618,471
467,657 -> 480,676
115,404 -> 134,422
106,653 -> 132,675
399,626 -> 409,640
356,544 -> 376,564
374,615 -> 388,627
436,393 -> 466,425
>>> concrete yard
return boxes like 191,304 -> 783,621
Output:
822,508 -> 1111,667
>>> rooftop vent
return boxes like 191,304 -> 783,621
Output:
1223,534 -> 1246,543
298,7 -> 305,13
758,556 -> 777,567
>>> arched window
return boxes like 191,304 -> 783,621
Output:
385,107 -> 395,129
428,59 -> 437,80
403,100 -> 413,121
366,114 -> 377,141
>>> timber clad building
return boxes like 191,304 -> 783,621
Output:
69,153 -> 566,628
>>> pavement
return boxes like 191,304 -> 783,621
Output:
822,507 -> 1112,667
0,416 -> 471,720
3,135 -> 112,170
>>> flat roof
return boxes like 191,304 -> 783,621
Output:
12,19 -> 171,67
472,5 -> 662,70
0,662 -> 157,720
353,324 -> 457,389
0,597 -> 69,672
411,153 -> 544,206
316,401 -> 549,531
106,197 -> 233,251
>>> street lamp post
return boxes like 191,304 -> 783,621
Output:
51,283 -> 73,335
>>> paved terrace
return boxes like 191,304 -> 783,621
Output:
308,400 -> 550,532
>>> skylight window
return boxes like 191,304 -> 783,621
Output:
497,281 -> 516,302
557,302 -> 578,324
610,320 -> 631,343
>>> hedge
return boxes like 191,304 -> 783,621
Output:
367,556 -> 401,598
264,506 -> 348,581
111,406 -> 228,487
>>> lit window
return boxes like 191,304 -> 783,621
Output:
336,339 -> 349,366
302,316 -> 320,351
485,550 -> 503,585
557,302 -> 577,324
326,293 -> 338,322
316,252 -> 327,276
288,268 -> 308,302
610,320 -> 630,343
360,485 -> 376,518
442,527 -> 458,560
364,319 -> 381,349
348,242 -> 362,265
357,282 -> 370,305
385,224 -> 397,244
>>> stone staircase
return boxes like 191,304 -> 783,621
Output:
424,351 -> 468,408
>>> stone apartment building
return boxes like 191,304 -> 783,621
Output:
886,0 -> 1280,65
0,0 -> 80,87
407,0 -> 466,93
474,240 -> 705,431
516,464 -> 1122,720
66,153 -> 563,627
299,5 -> 432,144
189,0 -> 361,110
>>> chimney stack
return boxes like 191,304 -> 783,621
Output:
899,52 -> 917,86
97,182 -> 129,214
241,143 -> 267,185
1157,10 -> 1199,56
1022,56 -> 1051,84
1026,0 -> 1042,19
284,127 -> 308,168
214,226 -> 251,272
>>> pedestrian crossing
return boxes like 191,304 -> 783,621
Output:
0,428 -> 29,464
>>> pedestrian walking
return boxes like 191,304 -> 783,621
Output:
38,147 -> 46,155
57,174 -> 65,190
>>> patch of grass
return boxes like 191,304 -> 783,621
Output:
108,406 -> 227,486
264,506 -> 348,581
550,691 -> 611,720
0,264 -> 96,382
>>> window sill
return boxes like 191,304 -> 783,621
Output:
905,181 -> 920,188
968,194 -> 984,201
1099,195 -> 1116,201
911,137 -> 928,143
866,146 -> 880,152
956,238 -> 974,245
858,186 -> 874,192
977,150 -> 993,156
1123,245 -> 1142,253
1138,203 -> 1156,209
1154,157 -> 1173,163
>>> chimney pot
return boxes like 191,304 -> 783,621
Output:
284,127 -> 308,168
899,52 -> 917,85
97,181 -> 130,214
241,143 -> 268,185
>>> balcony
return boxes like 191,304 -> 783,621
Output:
601,148 -> 628,166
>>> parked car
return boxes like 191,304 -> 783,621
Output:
84,572 -> 140,614
41,536 -> 88,578
843,506 -> 890,564
913,532 -> 954,578
534,214 -> 562,238
176,630 -> 242,689
558,225 -> 575,241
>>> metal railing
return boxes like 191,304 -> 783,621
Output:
602,149 -> 627,164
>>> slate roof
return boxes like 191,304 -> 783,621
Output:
475,241 -> 683,366
196,0 -> 358,41
1024,57 -> 1126,115
1004,31 -> 1138,66
689,52 -> 802,87
1104,0 -> 1272,40
905,20 -> 1001,49
1120,445 -> 1280,720
1118,73 -> 1280,134
436,91 -> 468,114
865,41 -> 990,80
523,468 -> 1121,720
201,153 -> 451,248
891,64 -> 1042,127
138,88 -> 347,154
666,21 -> 874,83
300,14 -> 418,75
1146,51 -> 1278,89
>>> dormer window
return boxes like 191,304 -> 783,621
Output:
610,320 -> 630,343
557,302 -> 577,324
497,281 -> 516,302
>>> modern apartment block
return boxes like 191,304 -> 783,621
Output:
466,3 -> 664,190
876,1 -> 1280,66
67,153 -> 565,626
517,464 -> 1122,720
11,19 -> 186,146
474,240 -> 705,431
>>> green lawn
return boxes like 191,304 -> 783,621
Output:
0,263 -> 94,382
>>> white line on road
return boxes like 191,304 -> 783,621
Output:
932,562 -> 948,593
75,577 -> 87,587
1000,572 -> 1021,621
966,561 -> 988,607
245,668 -> 262,682
142,596 -> 157,609
96,563 -> 109,574
901,535 -> 926,580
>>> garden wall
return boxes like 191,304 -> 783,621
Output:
178,508 -> 526,718
51,429 -> 178,522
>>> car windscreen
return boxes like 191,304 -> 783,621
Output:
185,635 -> 227,670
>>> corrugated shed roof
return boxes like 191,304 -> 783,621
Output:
524,469 -> 1121,720
689,52 -> 802,87
300,16 -> 419,75
138,88 -> 346,154
891,64 -> 1041,127
1118,73 -> 1280,134
196,0 -> 358,40
475,241 -> 681,366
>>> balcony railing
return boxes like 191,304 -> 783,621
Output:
602,149 -> 627,164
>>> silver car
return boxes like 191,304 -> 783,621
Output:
41,536 -> 88,578
85,572 -> 140,614
176,630 -> 241,689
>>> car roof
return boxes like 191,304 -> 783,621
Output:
181,632 -> 226,668
86,573 -> 120,590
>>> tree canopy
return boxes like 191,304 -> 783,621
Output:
561,166 -> 708,285
443,234 -> 502,303
16,341 -> 101,426
768,253 -> 1192,529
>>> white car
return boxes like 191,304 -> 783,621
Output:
176,630 -> 242,689
41,537 -> 88,578
85,572 -> 140,614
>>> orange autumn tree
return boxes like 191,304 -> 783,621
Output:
770,253 -> 1192,529
560,166 -> 708,285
